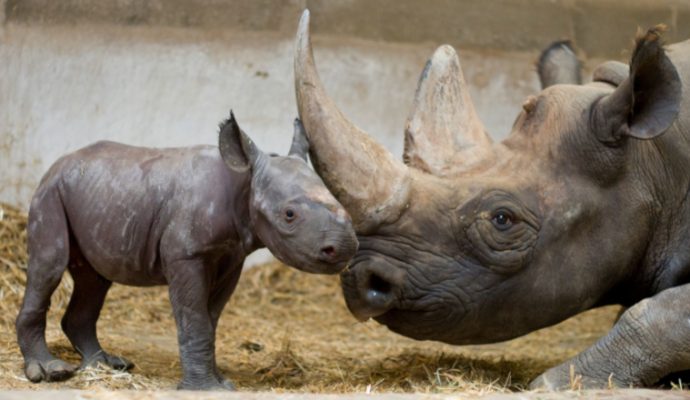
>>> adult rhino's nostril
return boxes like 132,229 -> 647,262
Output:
368,273 -> 392,294
365,272 -> 394,308
341,263 -> 402,321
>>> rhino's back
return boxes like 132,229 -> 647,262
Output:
40,140 -> 242,285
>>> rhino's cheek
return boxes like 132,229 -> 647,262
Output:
257,224 -> 317,271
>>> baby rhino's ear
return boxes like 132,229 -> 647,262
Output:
219,110 -> 265,172
289,118 -> 310,162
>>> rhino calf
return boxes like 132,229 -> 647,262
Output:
15,112 -> 357,390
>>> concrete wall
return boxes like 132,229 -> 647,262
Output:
6,0 -> 690,57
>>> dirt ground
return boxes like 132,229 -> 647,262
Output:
0,202 -> 684,394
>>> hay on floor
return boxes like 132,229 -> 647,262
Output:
0,202 -> 623,393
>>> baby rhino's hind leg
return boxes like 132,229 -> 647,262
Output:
61,250 -> 133,371
15,188 -> 78,382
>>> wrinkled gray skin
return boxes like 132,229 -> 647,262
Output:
294,12 -> 690,390
15,113 -> 357,390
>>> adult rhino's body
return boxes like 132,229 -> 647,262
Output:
294,10 -> 690,389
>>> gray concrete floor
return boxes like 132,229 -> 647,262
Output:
0,389 -> 689,400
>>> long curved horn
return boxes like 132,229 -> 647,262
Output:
403,45 -> 492,176
294,10 -> 410,233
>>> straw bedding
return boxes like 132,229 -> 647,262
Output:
0,202 -> 624,393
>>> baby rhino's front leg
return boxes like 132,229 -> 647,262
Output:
167,259 -> 233,390
532,283 -> 690,390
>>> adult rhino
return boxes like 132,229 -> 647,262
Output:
294,10 -> 689,390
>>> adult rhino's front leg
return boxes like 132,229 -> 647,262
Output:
166,258 -> 230,391
531,283 -> 690,390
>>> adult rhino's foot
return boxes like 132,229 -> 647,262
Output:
82,351 -> 134,371
530,364 -> 624,391
25,358 -> 78,383
533,284 -> 690,391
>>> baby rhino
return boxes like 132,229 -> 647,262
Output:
15,112 -> 358,390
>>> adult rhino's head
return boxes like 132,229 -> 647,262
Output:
295,11 -> 682,343
219,111 -> 358,274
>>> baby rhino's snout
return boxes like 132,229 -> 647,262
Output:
319,244 -> 337,260
317,208 -> 358,269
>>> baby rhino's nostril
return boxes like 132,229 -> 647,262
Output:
321,246 -> 336,258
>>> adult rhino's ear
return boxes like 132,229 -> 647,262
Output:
537,40 -> 582,89
288,118 -> 309,162
592,25 -> 681,143
219,110 -> 264,172
592,61 -> 629,87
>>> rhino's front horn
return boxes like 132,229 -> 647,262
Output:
404,45 -> 493,177
294,10 -> 411,234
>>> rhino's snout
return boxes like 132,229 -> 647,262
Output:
317,236 -> 356,267
318,244 -> 342,264
363,272 -> 396,314
321,245 -> 336,258
341,261 -> 404,321
319,221 -> 359,260
305,217 -> 358,273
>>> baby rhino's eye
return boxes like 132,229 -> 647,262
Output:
491,210 -> 513,231
285,209 -> 297,223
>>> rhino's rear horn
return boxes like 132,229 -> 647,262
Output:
404,45 -> 493,176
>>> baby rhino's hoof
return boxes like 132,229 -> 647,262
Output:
177,378 -> 236,391
220,379 -> 236,390
25,359 -> 78,383
83,352 -> 134,371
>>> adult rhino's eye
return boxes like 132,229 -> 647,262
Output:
285,209 -> 297,222
491,210 -> 513,231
